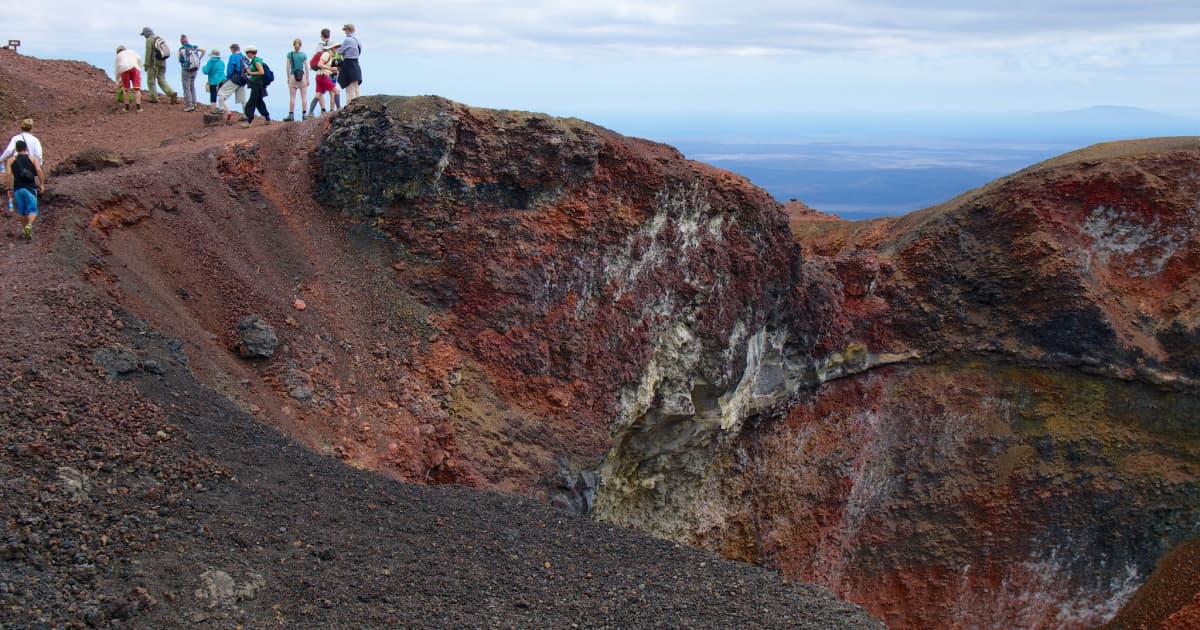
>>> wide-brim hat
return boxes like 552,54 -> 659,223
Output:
324,42 -> 340,50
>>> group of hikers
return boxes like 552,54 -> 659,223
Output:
114,24 -> 364,127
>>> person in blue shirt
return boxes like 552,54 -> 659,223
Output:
337,23 -> 362,104
216,43 -> 248,123
201,49 -> 225,112
177,34 -> 206,112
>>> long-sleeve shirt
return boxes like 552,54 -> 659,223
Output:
0,132 -> 43,164
115,49 -> 142,77
340,35 -> 361,59
144,36 -> 165,70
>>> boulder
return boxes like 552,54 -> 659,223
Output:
236,316 -> 277,359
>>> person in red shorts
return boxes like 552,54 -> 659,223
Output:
114,45 -> 144,112
313,41 -> 340,116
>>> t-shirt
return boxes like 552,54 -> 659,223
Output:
0,133 -> 43,164
287,51 -> 307,74
246,57 -> 265,84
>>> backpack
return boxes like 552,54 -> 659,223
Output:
310,50 -> 321,70
154,37 -> 171,61
261,61 -> 275,86
12,155 -> 37,184
180,45 -> 201,70
228,55 -> 245,86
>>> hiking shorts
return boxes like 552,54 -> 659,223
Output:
315,74 -> 336,94
120,67 -> 142,90
13,188 -> 37,216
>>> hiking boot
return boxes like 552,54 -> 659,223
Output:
240,122 -> 252,129
136,104 -> 143,112
264,119 -> 272,126
301,113 -> 308,121
22,225 -> 32,239
170,94 -> 178,105
283,113 -> 294,122
147,98 -> 160,104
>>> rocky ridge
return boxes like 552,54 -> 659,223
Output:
0,50 -> 883,629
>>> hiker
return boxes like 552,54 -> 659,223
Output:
307,28 -> 341,117
178,34 -> 206,112
113,45 -> 144,113
312,42 -> 341,118
5,140 -> 45,240
284,38 -> 309,121
241,45 -> 271,128
0,119 -> 44,165
338,24 -> 362,104
202,49 -> 225,112
140,27 -> 178,105
216,43 -> 248,123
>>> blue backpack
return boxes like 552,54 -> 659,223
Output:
228,55 -> 246,86
261,61 -> 275,87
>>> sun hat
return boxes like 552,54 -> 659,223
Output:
324,42 -> 340,50
245,44 -> 258,53
140,27 -> 154,37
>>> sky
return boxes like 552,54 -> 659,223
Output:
5,1 -> 1200,127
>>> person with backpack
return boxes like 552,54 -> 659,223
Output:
140,27 -> 178,105
307,28 -> 341,118
283,38 -> 309,122
201,49 -> 225,112
338,23 -> 363,104
5,140 -> 45,240
113,45 -> 144,113
312,42 -> 341,118
177,34 -> 206,112
216,43 -> 248,123
240,45 -> 272,128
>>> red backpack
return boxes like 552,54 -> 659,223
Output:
310,50 -> 322,70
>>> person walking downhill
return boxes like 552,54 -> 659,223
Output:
201,49 -> 225,112
5,140 -> 45,240
284,39 -> 309,121
338,24 -> 363,104
113,45 -> 144,113
178,34 -> 206,112
216,43 -> 248,123
241,45 -> 271,128
140,27 -> 178,105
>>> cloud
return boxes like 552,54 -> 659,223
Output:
9,1 -> 1200,61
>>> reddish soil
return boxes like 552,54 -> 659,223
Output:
0,49 -> 883,629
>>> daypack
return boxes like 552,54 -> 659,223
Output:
154,37 -> 171,61
228,55 -> 245,85
242,59 -> 274,86
309,50 -> 321,70
180,45 -> 201,70
12,155 -> 37,184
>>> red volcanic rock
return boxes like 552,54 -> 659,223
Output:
598,140 -> 1200,629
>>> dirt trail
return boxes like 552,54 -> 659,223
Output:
0,50 -> 882,628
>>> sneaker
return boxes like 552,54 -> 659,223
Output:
240,122 -> 252,129
184,105 -> 196,112
22,225 -> 32,239
301,113 -> 308,121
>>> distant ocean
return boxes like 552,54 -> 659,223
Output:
669,137 -> 1070,220
603,109 -> 1199,221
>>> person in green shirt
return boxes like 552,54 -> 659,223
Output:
139,27 -> 178,104
241,45 -> 272,127
284,38 -> 309,121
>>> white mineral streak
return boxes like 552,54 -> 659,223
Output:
1080,204 -> 1194,278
